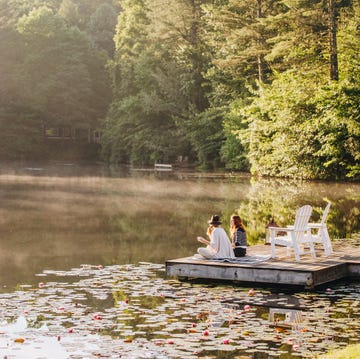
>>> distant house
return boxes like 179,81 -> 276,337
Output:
44,126 -> 101,144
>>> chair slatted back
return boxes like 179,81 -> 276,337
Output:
293,205 -> 312,239
320,203 -> 331,225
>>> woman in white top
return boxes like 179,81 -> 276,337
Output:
197,215 -> 235,259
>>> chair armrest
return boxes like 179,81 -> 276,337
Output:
307,223 -> 322,228
268,226 -> 292,232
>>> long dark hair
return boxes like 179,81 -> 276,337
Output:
230,215 -> 245,237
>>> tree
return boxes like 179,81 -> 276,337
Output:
199,0 -> 288,171
58,0 -> 81,27
328,0 -> 339,80
17,6 -> 111,129
238,71 -> 329,178
0,4 -> 111,160
203,0 -> 287,89
102,0 -> 192,165
0,27 -> 44,159
87,2 -> 117,56
236,0 -> 360,180
159,0 -> 217,168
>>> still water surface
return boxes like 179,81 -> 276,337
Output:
1,163 -> 359,289
0,163 -> 359,358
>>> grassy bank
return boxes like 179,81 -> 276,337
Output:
320,344 -> 360,359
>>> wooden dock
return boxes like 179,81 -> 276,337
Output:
166,243 -> 360,288
154,163 -> 172,171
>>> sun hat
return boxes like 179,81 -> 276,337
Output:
208,214 -> 222,225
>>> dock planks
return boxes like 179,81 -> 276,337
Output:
166,243 -> 360,288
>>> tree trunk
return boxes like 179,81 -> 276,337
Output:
257,0 -> 264,83
329,0 -> 339,81
188,0 -> 207,111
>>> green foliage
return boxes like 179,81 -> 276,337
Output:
225,0 -> 360,180
0,0 -> 60,28
264,0 -> 328,72
58,0 -> 80,27
113,0 -> 150,60
103,0 -> 210,166
237,71 -> 326,178
102,89 -> 188,165
103,6 -> 191,165
221,103 -> 250,171
0,108 -> 44,160
203,0 -> 286,89
16,6 -> 111,127
313,81 -> 360,180
0,1 -> 112,160
237,65 -> 360,179
0,0 -> 359,177
0,26 -> 44,159
184,108 -> 226,170
87,2 -> 117,55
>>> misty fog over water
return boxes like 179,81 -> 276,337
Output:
0,163 -> 359,290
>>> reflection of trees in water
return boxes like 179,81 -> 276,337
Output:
230,178 -> 360,243
0,173 -> 359,289
330,199 -> 360,239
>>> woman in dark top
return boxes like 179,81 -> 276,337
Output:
230,215 -> 247,257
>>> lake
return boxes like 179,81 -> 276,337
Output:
1,163 -> 359,289
0,163 -> 359,358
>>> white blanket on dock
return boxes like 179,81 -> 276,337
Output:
191,254 -> 271,264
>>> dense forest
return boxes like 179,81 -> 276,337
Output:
1,0 -> 359,179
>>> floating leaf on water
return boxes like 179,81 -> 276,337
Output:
14,338 -> 25,343
0,263 -> 359,358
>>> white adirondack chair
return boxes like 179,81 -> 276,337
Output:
269,205 -> 315,262
308,203 -> 333,256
